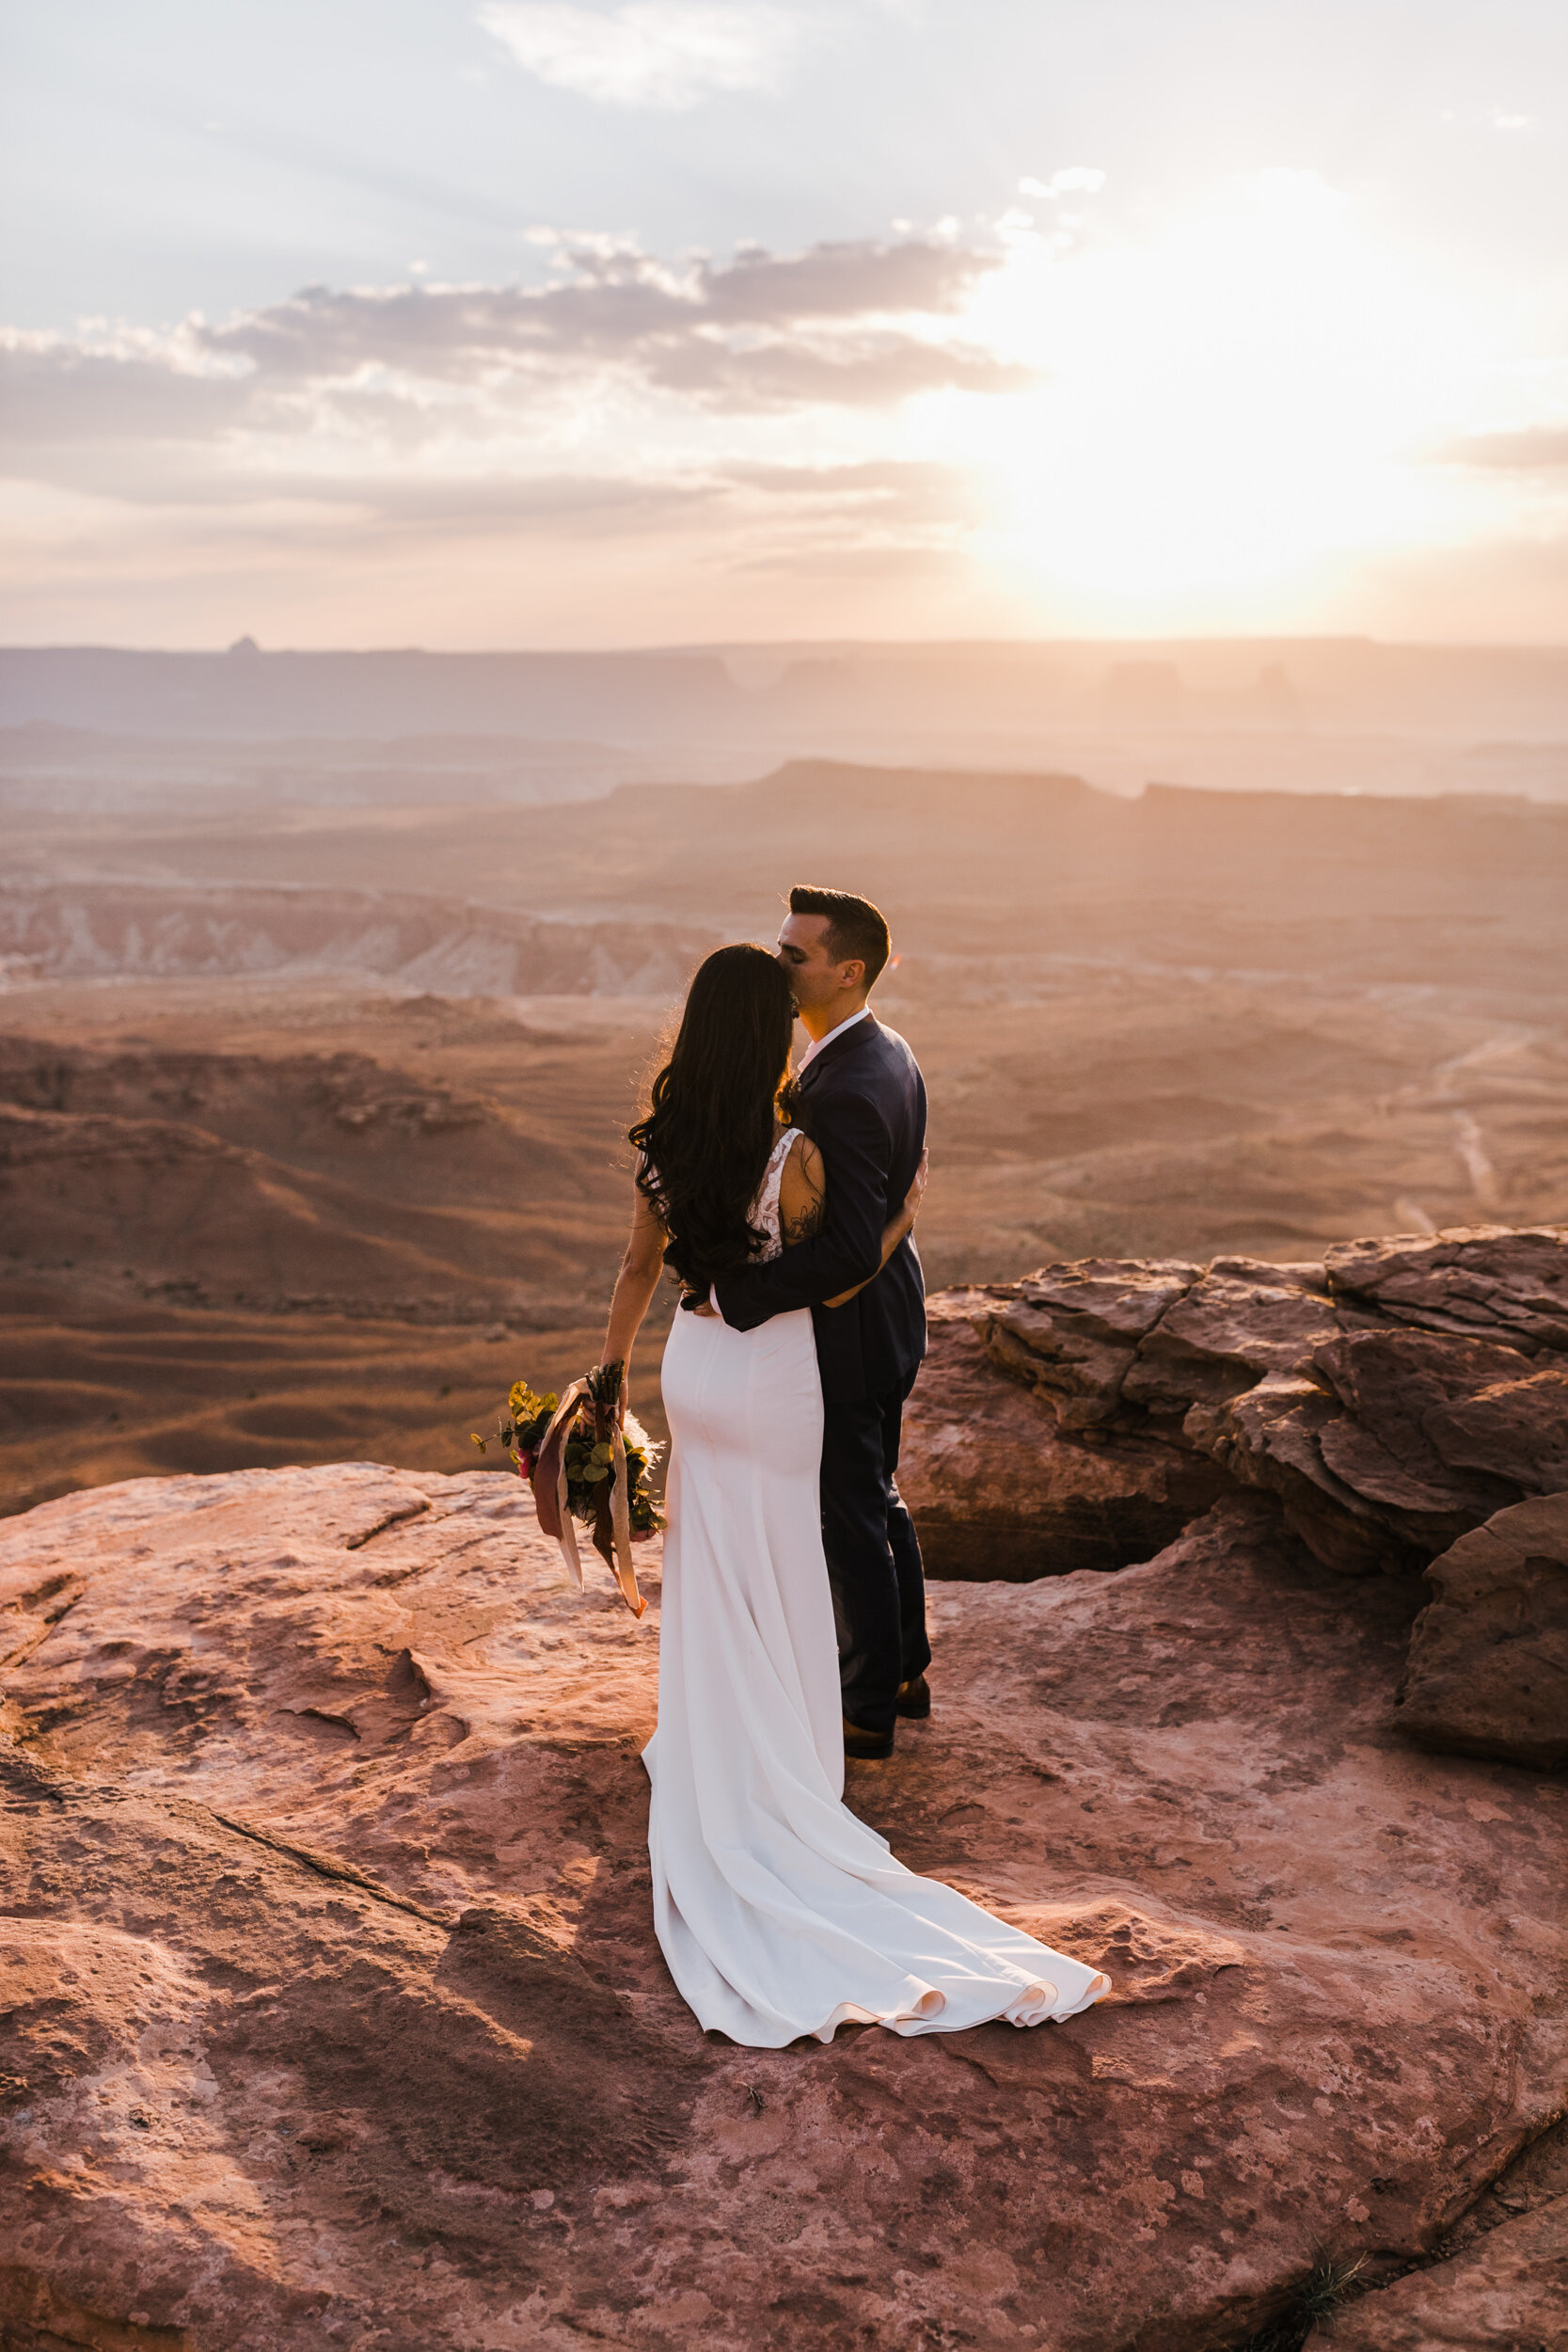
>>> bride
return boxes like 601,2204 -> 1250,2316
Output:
598,942 -> 1110,2048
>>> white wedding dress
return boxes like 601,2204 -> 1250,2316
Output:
644,1128 -> 1111,2048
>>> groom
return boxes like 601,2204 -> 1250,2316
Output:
702,884 -> 930,1760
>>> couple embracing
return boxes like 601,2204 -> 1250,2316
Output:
600,886 -> 1109,2049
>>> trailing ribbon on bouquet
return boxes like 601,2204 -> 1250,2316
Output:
531,1371 -> 648,1620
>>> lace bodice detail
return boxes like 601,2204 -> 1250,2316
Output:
748,1127 -> 800,1263
640,1128 -> 800,1273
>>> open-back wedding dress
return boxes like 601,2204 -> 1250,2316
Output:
644,1127 -> 1111,2048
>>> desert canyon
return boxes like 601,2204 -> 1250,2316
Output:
2,644 -> 1567,2349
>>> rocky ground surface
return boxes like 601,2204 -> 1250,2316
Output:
2,1423 -> 1564,2348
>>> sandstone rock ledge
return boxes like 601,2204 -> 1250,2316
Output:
3,1461 -> 1565,2351
905,1226 -> 1568,1586
903,1224 -> 1568,1772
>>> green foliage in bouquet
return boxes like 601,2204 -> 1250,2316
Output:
470,1363 -> 663,1537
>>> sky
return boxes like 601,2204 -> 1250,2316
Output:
4,0 -> 1568,648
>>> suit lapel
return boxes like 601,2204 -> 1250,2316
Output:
797,1015 -> 875,1089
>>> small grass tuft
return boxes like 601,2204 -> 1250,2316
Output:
1228,2254 -> 1369,2352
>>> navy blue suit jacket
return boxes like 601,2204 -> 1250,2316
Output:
712,1015 -> 928,1405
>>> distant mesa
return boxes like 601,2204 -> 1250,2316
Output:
4,644 -> 1568,780
1236,660 -> 1304,727
1102,659 -> 1182,723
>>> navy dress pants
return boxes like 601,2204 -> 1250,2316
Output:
819,1367 -> 931,1738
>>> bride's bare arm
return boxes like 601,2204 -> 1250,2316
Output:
698,1131 -> 903,1317
823,1144 -> 929,1309
598,1182 -> 667,1413
778,1131 -> 826,1246
691,1129 -> 829,1318
695,1134 -> 927,1321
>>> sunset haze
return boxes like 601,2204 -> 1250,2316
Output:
5,0 -> 1568,644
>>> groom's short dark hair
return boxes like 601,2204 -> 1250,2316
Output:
788,886 -> 891,988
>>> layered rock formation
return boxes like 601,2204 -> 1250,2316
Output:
895,1292 -> 1227,1579
1395,1493 -> 1568,1772
0,882 -> 710,998
1308,2191 -> 1568,2350
903,1223 -> 1568,1773
0,1036 -> 603,1321
1305,2089 -> 1568,2349
3,1449 -> 1565,2350
908,1226 -> 1568,1578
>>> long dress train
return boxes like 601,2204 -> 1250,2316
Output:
644,1129 -> 1110,2049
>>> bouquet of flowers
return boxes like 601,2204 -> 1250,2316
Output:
471,1359 -> 658,1618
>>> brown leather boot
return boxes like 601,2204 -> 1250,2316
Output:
843,1715 -> 895,1760
895,1674 -> 930,1720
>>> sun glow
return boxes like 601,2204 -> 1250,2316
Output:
936,170 -> 1497,626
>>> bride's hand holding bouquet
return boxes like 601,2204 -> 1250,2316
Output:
470,1364 -> 659,1618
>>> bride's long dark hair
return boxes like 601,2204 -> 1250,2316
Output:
630,943 -> 797,1292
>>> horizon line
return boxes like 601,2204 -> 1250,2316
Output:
8,633 -> 1568,659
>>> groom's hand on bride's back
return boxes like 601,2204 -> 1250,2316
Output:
821,1144 -> 928,1308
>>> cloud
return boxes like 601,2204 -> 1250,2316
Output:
261,470 -> 730,543
197,234 -> 998,381
1018,168 -> 1107,199
0,222 -> 1028,637
296,457 -> 980,550
696,237 -> 987,325
722,458 -> 981,516
0,232 -> 1018,481
477,2 -> 799,109
1439,427 -> 1568,470
632,327 -> 1024,408
0,335 -> 249,448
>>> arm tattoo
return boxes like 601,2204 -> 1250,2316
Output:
783,1198 -> 826,1246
